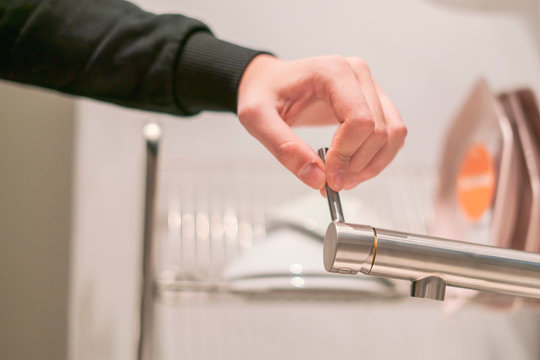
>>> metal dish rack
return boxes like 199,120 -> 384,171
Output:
137,123 -> 437,360
136,122 -> 540,360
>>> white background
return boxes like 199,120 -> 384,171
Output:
69,1 -> 540,359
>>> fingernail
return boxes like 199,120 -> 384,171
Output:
299,163 -> 326,189
330,170 -> 345,191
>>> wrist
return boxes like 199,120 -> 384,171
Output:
175,32 -> 269,114
238,54 -> 279,106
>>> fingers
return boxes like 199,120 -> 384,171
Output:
238,103 -> 326,190
236,54 -> 406,192
325,119 -> 374,190
343,58 -> 388,171
313,56 -> 388,191
343,81 -> 407,189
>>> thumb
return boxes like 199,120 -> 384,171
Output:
239,105 -> 326,189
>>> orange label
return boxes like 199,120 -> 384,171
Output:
456,144 -> 496,221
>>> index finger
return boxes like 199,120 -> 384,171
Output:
239,104 -> 327,190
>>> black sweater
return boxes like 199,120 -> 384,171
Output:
0,0 -> 265,115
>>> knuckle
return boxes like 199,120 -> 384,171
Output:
394,124 -> 408,140
333,150 -> 353,163
348,56 -> 370,73
372,127 -> 388,144
275,141 -> 300,165
327,54 -> 349,68
311,56 -> 356,96
389,124 -> 407,148
349,115 -> 375,132
318,55 -> 350,76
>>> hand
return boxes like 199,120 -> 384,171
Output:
237,54 -> 407,191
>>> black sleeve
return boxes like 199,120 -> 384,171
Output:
0,0 -> 266,115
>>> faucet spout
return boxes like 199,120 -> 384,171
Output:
323,222 -> 540,301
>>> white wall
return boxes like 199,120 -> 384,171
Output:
143,0 -> 540,166
69,1 -> 540,359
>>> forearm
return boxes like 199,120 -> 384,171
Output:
0,0 -> 264,115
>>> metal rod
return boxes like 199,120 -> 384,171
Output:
324,222 -> 540,300
137,123 -> 161,360
317,148 -> 345,223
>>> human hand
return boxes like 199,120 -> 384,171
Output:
237,54 -> 407,191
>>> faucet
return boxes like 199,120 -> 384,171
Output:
318,148 -> 540,301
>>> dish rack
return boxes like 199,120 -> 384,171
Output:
134,82 -> 540,359
136,123 -> 435,360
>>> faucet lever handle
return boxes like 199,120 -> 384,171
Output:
318,147 -> 345,223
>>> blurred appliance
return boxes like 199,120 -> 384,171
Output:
430,80 -> 540,309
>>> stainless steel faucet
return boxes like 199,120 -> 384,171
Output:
318,148 -> 345,223
318,148 -> 540,301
